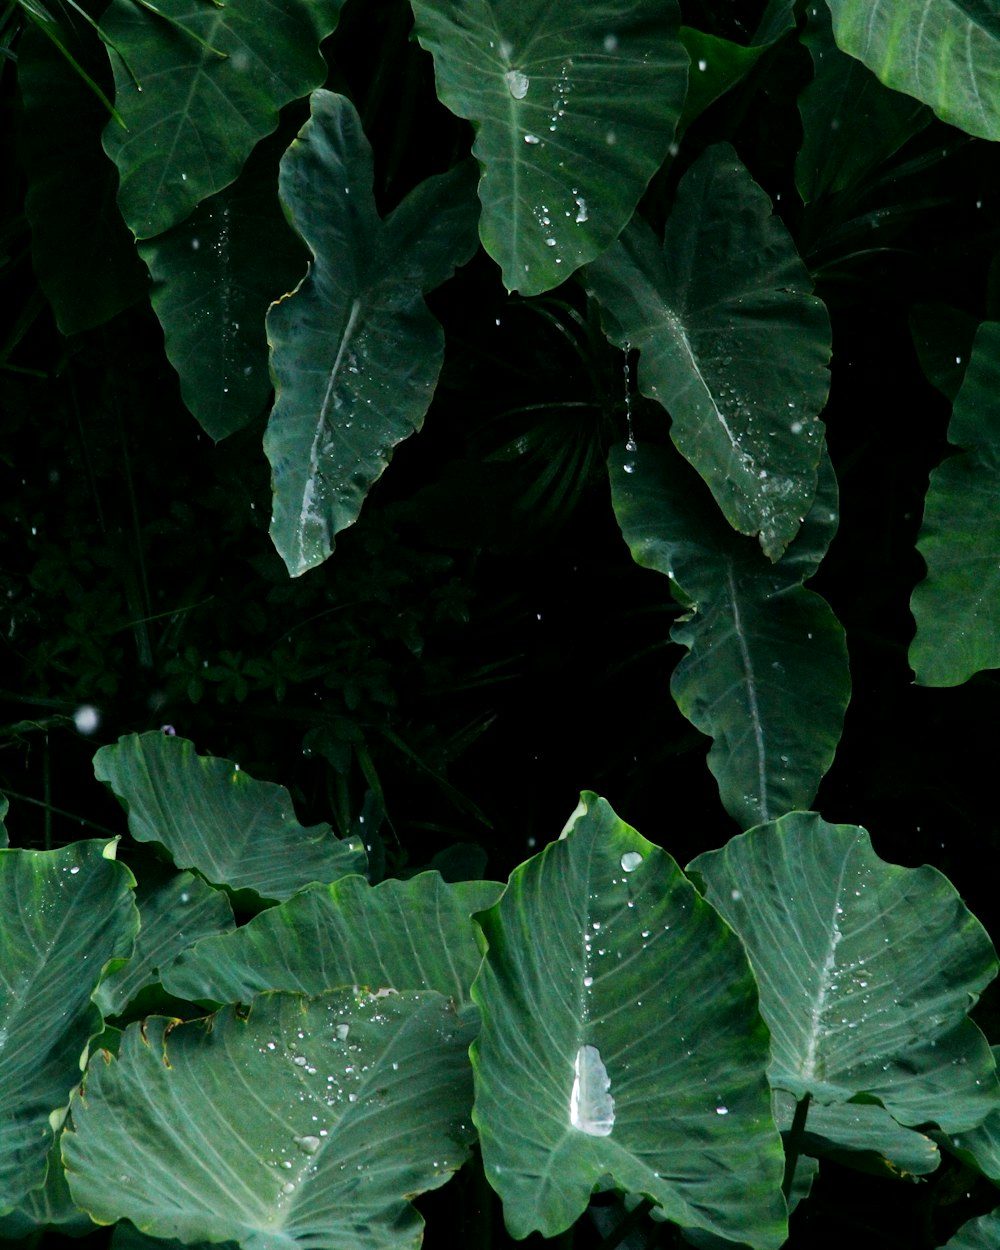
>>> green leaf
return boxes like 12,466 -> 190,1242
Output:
689,813 -> 1000,1132
943,1211 -> 1000,1250
138,136 -> 307,440
943,1047 -> 1000,1181
0,1136 -> 95,1237
100,0 -> 346,239
92,732 -> 367,903
797,2 -> 930,203
773,1090 -> 940,1176
587,145 -> 832,558
264,91 -> 479,576
611,440 -> 849,828
0,795 -> 7,848
162,872 -> 501,1011
94,871 -> 235,1018
910,312 -> 1000,685
410,0 -> 687,295
678,30 -> 768,137
471,793 -> 787,1249
825,0 -> 1000,142
0,841 -> 137,1208
65,989 -> 476,1250
18,22 -> 147,334
910,321 -> 1000,686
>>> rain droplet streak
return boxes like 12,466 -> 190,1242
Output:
570,1044 -> 615,1136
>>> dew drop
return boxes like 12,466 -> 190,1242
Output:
505,69 -> 529,99
620,851 -> 643,872
524,133 -> 541,145
570,1045 -> 615,1136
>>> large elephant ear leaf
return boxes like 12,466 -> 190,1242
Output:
611,440 -> 849,829
93,731 -> 366,903
587,145 -> 831,559
64,990 -> 477,1250
824,0 -> 1000,142
162,872 -> 501,1015
0,841 -> 137,1209
471,793 -> 787,1249
910,320 -> 1000,686
264,90 -> 480,577
410,0 -> 687,296
689,813 -> 1000,1134
101,0 -> 347,238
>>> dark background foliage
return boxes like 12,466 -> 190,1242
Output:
2,0 -> 1000,1245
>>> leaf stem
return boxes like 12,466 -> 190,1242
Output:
782,1091 -> 812,1202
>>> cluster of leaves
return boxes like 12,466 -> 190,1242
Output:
4,0 -> 1000,1245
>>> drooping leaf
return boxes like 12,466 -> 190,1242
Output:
825,0 -> 1000,142
587,145 -> 831,558
410,0 -> 687,295
162,872 -> 501,1013
138,136 -> 307,440
797,2 -> 931,203
100,0 -> 346,238
94,871 -> 235,1018
689,813 -> 1000,1133
611,440 -> 849,828
93,732 -> 366,903
910,321 -> 1000,686
65,990 -> 476,1250
264,91 -> 480,576
18,22 -> 147,334
0,841 -> 137,1209
472,793 -> 786,1249
772,1090 -> 940,1176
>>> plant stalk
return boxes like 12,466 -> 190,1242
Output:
782,1091 -> 812,1202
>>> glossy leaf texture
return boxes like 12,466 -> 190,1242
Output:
18,22 -> 147,334
471,793 -> 786,1249
163,872 -> 501,1016
411,0 -> 686,295
825,0 -> 1000,142
611,440 -> 849,829
0,1139 -> 95,1238
796,2 -> 931,204
264,91 -> 479,577
101,0 -> 346,238
138,136 -> 307,440
689,813 -> 1000,1133
587,144 -> 831,559
94,872 -> 235,1018
93,731 -> 366,903
65,989 -> 476,1250
910,320 -> 1000,685
0,841 -> 137,1208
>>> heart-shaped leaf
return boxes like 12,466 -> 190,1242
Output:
65,989 -> 476,1250
472,794 -> 786,1249
611,440 -> 849,828
101,0 -> 346,238
93,732 -> 366,903
163,872 -> 501,1013
689,812 -> 1000,1133
264,91 -> 480,576
411,0 -> 687,294
587,145 -> 831,558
